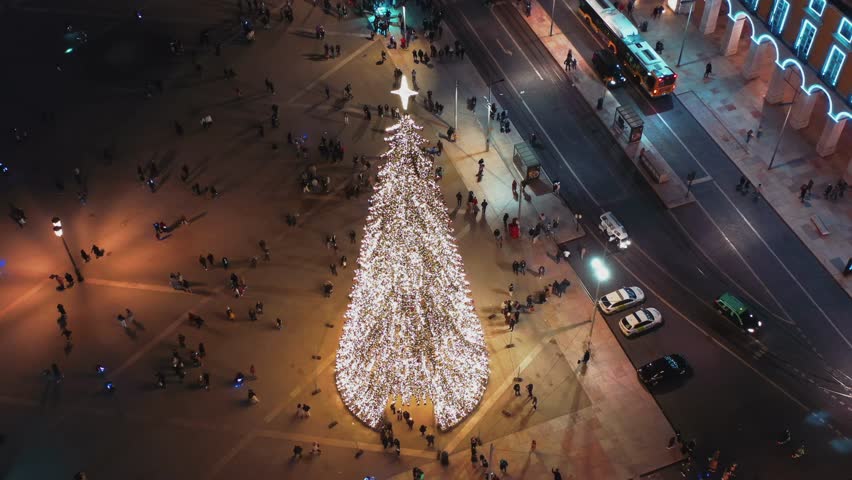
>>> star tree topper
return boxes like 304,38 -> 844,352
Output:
391,75 -> 418,110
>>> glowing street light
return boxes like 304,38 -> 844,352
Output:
51,217 -> 84,282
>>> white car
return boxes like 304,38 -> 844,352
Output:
598,286 -> 645,314
619,308 -> 662,337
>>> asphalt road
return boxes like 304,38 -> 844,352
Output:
442,0 -> 852,476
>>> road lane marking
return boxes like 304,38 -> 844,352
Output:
85,277 -> 194,294
664,211 -> 794,326
208,432 -> 257,479
490,10 -> 544,80
444,340 -> 547,452
495,37 -> 514,56
0,279 -> 48,322
286,39 -> 377,105
691,175 -> 713,185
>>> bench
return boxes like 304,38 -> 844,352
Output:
811,215 -> 831,236
638,148 -> 670,184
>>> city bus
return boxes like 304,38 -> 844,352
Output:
579,0 -> 678,97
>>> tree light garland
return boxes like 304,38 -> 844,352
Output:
335,115 -> 489,431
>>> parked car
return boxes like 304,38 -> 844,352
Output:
598,286 -> 644,314
619,308 -> 662,337
591,49 -> 627,88
637,354 -> 691,388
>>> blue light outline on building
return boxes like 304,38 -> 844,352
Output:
769,0 -> 791,35
726,2 -> 852,122
794,18 -> 818,59
839,18 -> 852,42
822,45 -> 846,86
807,0 -> 826,17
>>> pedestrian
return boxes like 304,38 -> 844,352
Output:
799,184 -> 808,202
117,314 -> 127,328
349,230 -> 356,243
275,318 -> 283,329
520,260 -> 527,275
178,333 -> 186,348
746,129 -> 754,143
80,250 -> 91,262
222,257 -> 229,269
824,184 -> 834,199
406,417 -> 414,430
806,179 -> 814,196
481,199 -> 488,216
552,467 -> 562,480
341,255 -> 348,268
426,433 -> 435,447
330,263 -> 338,275
250,364 -> 256,378
198,255 -> 208,270
500,459 -> 509,473
344,112 -> 350,126
526,383 -> 534,397
513,383 -> 521,396
325,86 -> 330,99
64,272 -> 75,287
537,265 -> 545,278
493,229 -> 503,248
419,424 -> 427,436
508,283 -> 514,296
532,396 -> 538,410
704,62 -> 712,79
456,191 -> 463,208
578,349 -> 591,365
207,253 -> 215,266
293,445 -> 303,458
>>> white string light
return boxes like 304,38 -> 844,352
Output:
391,75 -> 418,111
335,115 -> 489,430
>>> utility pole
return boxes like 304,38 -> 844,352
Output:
454,80 -> 459,132
550,0 -> 556,36
676,2 -> 694,67
485,78 -> 505,152
768,91 -> 798,169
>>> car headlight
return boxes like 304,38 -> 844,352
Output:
747,328 -> 755,333
609,80 -> 616,85
757,321 -> 762,327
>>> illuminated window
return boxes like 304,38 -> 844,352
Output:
768,0 -> 790,35
794,19 -> 818,59
808,0 -> 826,17
839,18 -> 852,43
744,0 -> 759,12
822,45 -> 846,86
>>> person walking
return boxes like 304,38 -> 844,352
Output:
456,191 -> 463,208
493,229 -> 503,248
537,265 -> 545,278
532,396 -> 538,411
746,129 -> 754,143
80,250 -> 91,262
704,62 -> 712,79
513,383 -> 521,396
503,212 -> 509,230
508,283 -> 514,296
199,255 -> 208,270
481,199 -> 488,217
526,383 -> 534,398
499,459 -> 509,473
799,184 -> 808,202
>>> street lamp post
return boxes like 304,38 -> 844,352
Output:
52,217 -> 84,282
676,2 -> 694,67
768,91 -> 799,170
485,78 -> 505,152
550,0 -> 556,36
454,80 -> 459,132
586,257 -> 610,353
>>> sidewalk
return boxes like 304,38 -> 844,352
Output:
383,8 -> 680,478
524,0 -> 851,295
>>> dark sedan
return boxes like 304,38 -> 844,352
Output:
637,354 -> 691,388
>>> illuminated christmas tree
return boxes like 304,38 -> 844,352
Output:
335,83 -> 489,430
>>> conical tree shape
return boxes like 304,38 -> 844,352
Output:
335,116 -> 489,430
